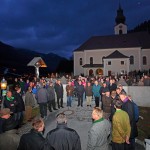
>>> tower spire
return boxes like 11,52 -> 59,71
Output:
115,2 -> 126,25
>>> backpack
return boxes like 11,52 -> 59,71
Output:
132,101 -> 139,122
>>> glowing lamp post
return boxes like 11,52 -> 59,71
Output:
1,78 -> 7,109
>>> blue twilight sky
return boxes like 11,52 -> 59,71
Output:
0,0 -> 150,58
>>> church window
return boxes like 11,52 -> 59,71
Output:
121,61 -> 124,65
143,56 -> 147,65
119,30 -> 123,35
90,57 -> 93,65
108,61 -> 111,65
79,58 -> 82,65
130,56 -> 134,65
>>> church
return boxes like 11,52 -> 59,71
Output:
73,5 -> 150,76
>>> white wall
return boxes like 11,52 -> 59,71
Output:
141,49 -> 150,70
123,86 -> 150,107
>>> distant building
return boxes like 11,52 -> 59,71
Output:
73,5 -> 150,76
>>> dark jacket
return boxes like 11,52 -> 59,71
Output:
122,98 -> 138,138
85,86 -> 93,96
46,123 -> 81,150
102,95 -> 112,113
108,83 -> 117,92
14,92 -> 25,112
66,85 -> 74,96
76,84 -> 85,96
54,83 -> 63,98
17,129 -> 45,150
4,96 -> 18,113
36,87 -> 49,103
47,86 -> 55,101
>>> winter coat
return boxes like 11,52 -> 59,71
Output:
17,129 -> 45,150
4,96 -> 18,113
87,118 -> 111,150
36,87 -> 49,103
102,95 -> 112,113
108,83 -> 117,92
66,85 -> 74,96
47,86 -> 55,101
0,129 -> 20,150
14,92 -> 25,112
46,123 -> 81,150
92,84 -> 101,97
85,86 -> 93,96
76,84 -> 85,96
122,98 -> 138,138
54,83 -> 63,98
25,91 -> 35,107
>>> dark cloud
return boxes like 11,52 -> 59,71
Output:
0,0 -> 150,58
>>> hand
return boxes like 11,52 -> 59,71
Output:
125,136 -> 130,144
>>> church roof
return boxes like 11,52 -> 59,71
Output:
103,50 -> 129,59
74,32 -> 150,52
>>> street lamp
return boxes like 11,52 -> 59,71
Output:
0,78 -> 7,109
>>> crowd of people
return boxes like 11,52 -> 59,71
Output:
0,73 -> 148,150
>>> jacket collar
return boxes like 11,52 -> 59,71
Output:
93,118 -> 104,124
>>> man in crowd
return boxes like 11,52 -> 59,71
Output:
54,79 -> 64,108
47,82 -> 57,112
17,117 -> 46,150
112,100 -> 131,150
76,80 -> 85,107
45,113 -> 81,150
36,83 -> 49,119
66,80 -> 74,107
0,108 -> 20,150
92,80 -> 101,107
119,92 -> 138,150
87,107 -> 111,150
85,81 -> 93,107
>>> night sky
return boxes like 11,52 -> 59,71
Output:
0,0 -> 150,58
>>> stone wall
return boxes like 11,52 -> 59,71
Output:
123,86 -> 150,107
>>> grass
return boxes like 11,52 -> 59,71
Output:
137,107 -> 150,141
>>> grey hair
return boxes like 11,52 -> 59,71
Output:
56,113 -> 67,124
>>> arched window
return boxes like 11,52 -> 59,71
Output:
130,56 -> 134,65
79,58 -> 82,65
90,57 -> 93,65
119,30 -> 123,35
143,56 -> 147,65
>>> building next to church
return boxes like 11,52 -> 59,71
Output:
73,5 -> 150,76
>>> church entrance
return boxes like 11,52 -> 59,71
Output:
89,69 -> 93,76
96,68 -> 103,75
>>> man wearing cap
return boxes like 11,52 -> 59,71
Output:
0,108 -> 20,150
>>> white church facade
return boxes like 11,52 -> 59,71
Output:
73,5 -> 150,76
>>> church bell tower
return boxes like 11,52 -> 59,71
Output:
114,4 -> 127,35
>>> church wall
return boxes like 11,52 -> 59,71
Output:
141,49 -> 150,70
104,58 -> 129,76
117,47 -> 141,71
74,51 -> 84,76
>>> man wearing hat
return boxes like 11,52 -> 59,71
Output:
0,108 -> 20,150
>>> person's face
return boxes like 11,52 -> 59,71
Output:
87,82 -> 91,86
106,91 -> 110,97
116,89 -> 120,94
95,81 -> 98,85
78,81 -> 82,85
7,91 -> 12,98
119,95 -> 125,101
92,111 -> 97,120
58,80 -> 61,84
103,83 -> 106,87
68,82 -> 71,86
